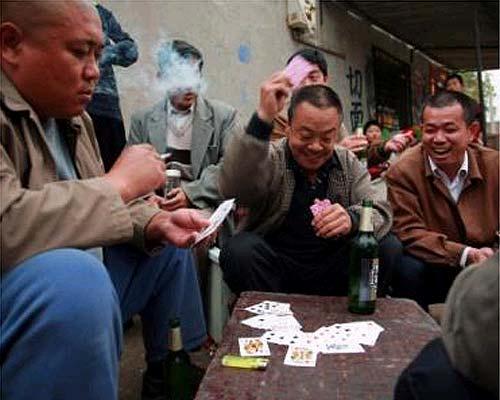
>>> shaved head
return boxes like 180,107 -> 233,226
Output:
1,0 -> 97,34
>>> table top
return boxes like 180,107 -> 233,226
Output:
196,291 -> 441,400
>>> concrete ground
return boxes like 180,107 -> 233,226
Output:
119,317 -> 213,400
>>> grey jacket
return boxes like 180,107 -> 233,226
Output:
219,128 -> 392,238
129,96 -> 237,210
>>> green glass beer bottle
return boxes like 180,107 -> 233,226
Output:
164,318 -> 193,400
348,199 -> 379,314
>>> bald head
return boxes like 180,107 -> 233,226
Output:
1,0 -> 97,35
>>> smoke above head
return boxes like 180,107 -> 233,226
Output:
155,41 -> 207,98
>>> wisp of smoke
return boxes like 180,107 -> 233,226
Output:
155,42 -> 207,97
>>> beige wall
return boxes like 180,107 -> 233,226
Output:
100,0 -> 433,133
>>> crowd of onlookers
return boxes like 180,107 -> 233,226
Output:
0,2 -> 498,400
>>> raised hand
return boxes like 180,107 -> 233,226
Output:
257,71 -> 293,123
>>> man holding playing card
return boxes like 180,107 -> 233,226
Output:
218,73 -> 400,296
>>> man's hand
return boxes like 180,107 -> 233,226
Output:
467,247 -> 495,266
339,135 -> 368,154
384,133 -> 410,153
145,209 -> 210,248
312,202 -> 352,238
162,188 -> 191,211
104,144 -> 165,203
257,71 -> 292,123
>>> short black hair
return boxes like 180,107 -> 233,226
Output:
363,119 -> 381,135
286,48 -> 328,77
157,39 -> 204,75
288,84 -> 343,122
421,90 -> 478,125
445,73 -> 464,86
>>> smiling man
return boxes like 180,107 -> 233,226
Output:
386,90 -> 499,308
218,73 -> 399,296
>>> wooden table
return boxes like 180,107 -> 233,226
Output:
195,291 -> 441,400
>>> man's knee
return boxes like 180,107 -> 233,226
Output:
3,249 -> 120,334
221,232 -> 262,264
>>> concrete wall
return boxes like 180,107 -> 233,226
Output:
100,0 -> 433,133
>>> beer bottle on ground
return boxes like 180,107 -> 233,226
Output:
348,199 -> 379,314
164,318 -> 193,400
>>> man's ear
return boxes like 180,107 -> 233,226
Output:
1,22 -> 24,67
468,120 -> 481,143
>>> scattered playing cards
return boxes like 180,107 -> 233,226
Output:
239,337 -> 271,357
239,299 -> 385,368
310,199 -> 332,217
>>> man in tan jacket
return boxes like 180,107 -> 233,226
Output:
0,2 -> 210,399
386,90 -> 499,309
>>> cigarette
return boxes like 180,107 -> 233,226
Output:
160,153 -> 172,161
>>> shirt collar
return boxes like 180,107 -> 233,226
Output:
428,151 -> 468,180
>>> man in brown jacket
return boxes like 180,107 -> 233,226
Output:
386,90 -> 499,308
0,2 -> 210,400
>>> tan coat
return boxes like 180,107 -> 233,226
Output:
386,143 -> 499,267
0,72 -> 158,271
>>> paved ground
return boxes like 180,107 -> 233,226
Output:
119,317 -> 213,400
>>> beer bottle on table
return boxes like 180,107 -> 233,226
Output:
164,318 -> 193,400
348,199 -> 379,314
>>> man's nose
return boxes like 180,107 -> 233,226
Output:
84,56 -> 100,82
433,130 -> 447,143
308,139 -> 323,152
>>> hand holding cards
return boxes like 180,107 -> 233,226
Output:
192,198 -> 235,246
284,55 -> 316,88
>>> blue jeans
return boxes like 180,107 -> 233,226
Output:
1,245 -> 206,400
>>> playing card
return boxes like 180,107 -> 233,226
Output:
320,342 -> 365,354
310,199 -> 332,217
241,314 -> 302,331
284,345 -> 318,367
261,329 -> 304,346
336,321 -> 384,346
245,300 -> 292,316
284,55 -> 316,88
193,198 -> 235,246
238,337 -> 271,357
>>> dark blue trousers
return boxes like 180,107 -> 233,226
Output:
1,245 -> 206,400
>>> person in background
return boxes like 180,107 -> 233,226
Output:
394,253 -> 498,400
218,73 -> 402,297
86,1 -> 138,172
271,48 -> 369,156
0,2 -> 210,400
364,120 -> 412,179
386,90 -> 499,310
445,73 -> 464,93
128,40 -> 237,223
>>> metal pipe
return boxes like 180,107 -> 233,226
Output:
474,8 -> 488,145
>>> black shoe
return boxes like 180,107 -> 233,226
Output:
141,365 -> 164,400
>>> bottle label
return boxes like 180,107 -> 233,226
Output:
359,258 -> 379,301
359,206 -> 373,232
169,327 -> 183,352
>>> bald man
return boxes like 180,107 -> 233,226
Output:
1,2 -> 210,399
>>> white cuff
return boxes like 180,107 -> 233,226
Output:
460,246 -> 472,268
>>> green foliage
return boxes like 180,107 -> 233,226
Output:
461,71 -> 496,104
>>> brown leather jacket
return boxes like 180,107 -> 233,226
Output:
386,143 -> 499,267
1,72 -> 158,271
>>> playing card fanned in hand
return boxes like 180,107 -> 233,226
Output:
310,199 -> 332,217
193,198 -> 235,246
245,300 -> 292,316
284,55 -> 316,88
